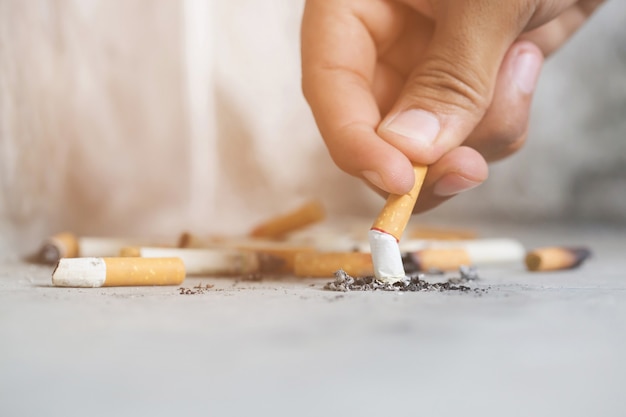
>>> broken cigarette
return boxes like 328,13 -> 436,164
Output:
120,247 -> 260,276
38,232 -> 161,264
525,246 -> 592,272
369,165 -> 428,282
249,200 -> 326,239
52,257 -> 185,287
294,251 -> 373,278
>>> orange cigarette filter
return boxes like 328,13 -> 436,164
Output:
371,165 -> 428,240
39,232 -> 80,263
408,225 -> 478,240
52,257 -> 186,287
525,247 -> 591,272
294,252 -> 373,278
249,200 -> 326,239
403,248 -> 472,272
177,232 -> 229,248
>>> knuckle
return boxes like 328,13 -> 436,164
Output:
410,56 -> 492,115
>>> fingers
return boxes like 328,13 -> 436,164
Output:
301,1 -> 417,194
365,146 -> 489,213
413,146 -> 489,213
465,41 -> 543,161
376,1 -> 533,165
520,0 -> 606,56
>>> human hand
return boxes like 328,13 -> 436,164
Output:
301,0 -> 604,212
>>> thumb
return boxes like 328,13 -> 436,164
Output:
377,1 -> 532,165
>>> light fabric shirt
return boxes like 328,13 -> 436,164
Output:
0,0 -> 376,255
1,0 -> 625,256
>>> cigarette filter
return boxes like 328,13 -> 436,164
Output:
407,225 -> 478,240
294,252 -> 373,278
39,232 -> 80,263
177,232 -> 228,248
403,248 -> 472,272
369,165 -> 428,282
249,200 -> 326,239
525,247 -> 592,272
39,232 -> 161,264
52,257 -> 185,287
120,247 -> 259,276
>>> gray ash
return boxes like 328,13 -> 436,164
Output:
324,269 -> 481,293
179,283 -> 214,295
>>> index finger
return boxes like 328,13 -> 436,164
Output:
301,0 -> 415,194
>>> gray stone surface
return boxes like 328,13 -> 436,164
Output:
1,223 -> 625,417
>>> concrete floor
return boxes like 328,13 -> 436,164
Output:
1,222 -> 625,417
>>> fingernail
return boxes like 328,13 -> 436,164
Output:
382,109 -> 440,146
513,51 -> 542,94
433,175 -> 482,197
362,170 -> 386,191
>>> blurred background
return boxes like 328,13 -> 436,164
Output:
1,0 -> 625,257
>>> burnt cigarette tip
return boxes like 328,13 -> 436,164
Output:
39,244 -> 62,264
525,246 -> 592,272
257,253 -> 287,274
401,253 -> 421,274
178,232 -> 192,248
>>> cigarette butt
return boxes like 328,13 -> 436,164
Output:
39,232 -> 80,263
52,257 -> 185,287
370,165 -> 427,282
239,245 -> 315,275
294,252 -> 373,278
408,225 -> 478,240
178,232 -> 227,248
525,247 -> 592,272
402,239 -> 526,272
120,247 -> 260,276
249,200 -> 326,239
177,236 -> 316,274
428,238 -> 525,264
403,248 -> 472,272
38,233 -> 163,264
371,165 -> 427,241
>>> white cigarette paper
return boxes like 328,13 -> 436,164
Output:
368,229 -> 406,283
125,247 -> 258,276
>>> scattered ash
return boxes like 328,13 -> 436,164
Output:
324,268 -> 485,293
179,283 -> 214,295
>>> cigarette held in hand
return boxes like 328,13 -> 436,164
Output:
369,165 -> 428,283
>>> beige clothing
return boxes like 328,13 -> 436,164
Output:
2,0 -> 625,257
0,0 -> 376,255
